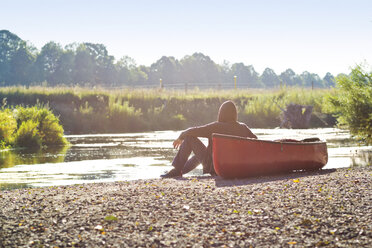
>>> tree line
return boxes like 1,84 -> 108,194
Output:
0,30 -> 336,88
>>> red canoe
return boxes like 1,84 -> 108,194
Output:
212,133 -> 328,179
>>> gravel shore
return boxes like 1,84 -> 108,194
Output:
1,167 -> 371,247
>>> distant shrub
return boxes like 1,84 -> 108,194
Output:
14,120 -> 42,148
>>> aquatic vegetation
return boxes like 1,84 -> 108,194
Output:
0,145 -> 69,169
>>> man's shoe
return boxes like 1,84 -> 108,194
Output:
160,168 -> 182,178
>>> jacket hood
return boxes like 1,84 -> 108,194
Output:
217,100 -> 238,123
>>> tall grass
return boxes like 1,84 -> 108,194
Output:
108,100 -> 144,132
0,86 -> 336,134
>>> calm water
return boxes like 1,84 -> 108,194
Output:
0,128 -> 370,190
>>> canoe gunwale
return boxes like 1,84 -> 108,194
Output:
212,133 -> 327,146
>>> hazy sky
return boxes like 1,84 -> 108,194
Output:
1,0 -> 372,77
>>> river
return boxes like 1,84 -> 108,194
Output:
0,128 -> 370,190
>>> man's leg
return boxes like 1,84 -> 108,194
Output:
181,155 -> 201,175
162,136 -> 206,177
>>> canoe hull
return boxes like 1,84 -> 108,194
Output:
212,134 -> 328,179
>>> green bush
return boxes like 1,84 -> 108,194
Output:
0,109 -> 17,145
327,65 -> 372,144
38,110 -> 68,146
14,120 -> 42,148
14,105 -> 68,147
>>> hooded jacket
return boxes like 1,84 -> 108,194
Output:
177,100 -> 257,174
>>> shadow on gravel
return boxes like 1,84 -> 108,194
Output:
213,169 -> 337,188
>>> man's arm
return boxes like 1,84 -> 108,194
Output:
178,122 -> 216,140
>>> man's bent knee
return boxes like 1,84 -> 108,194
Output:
183,136 -> 199,143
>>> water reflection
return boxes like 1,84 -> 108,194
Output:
0,146 -> 69,168
0,128 -> 370,190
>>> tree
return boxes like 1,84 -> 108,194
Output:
73,44 -> 95,84
129,67 -> 148,84
53,48 -> 75,85
327,65 -> 372,144
323,72 -> 335,87
0,30 -> 342,88
9,44 -> 36,85
230,63 -> 262,88
34,42 -> 63,84
300,71 -> 323,88
280,69 -> 302,86
261,68 -> 280,88
87,43 -> 116,85
220,60 -> 232,86
180,53 -> 222,88
0,30 -> 36,85
115,56 -> 132,86
0,30 -> 22,83
149,56 -> 180,86
73,43 -> 116,85
115,56 -> 148,85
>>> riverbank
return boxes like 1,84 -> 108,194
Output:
0,86 -> 335,133
1,167 -> 371,247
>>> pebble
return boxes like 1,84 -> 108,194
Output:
0,167 -> 371,247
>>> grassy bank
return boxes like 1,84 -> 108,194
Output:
0,86 -> 336,134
